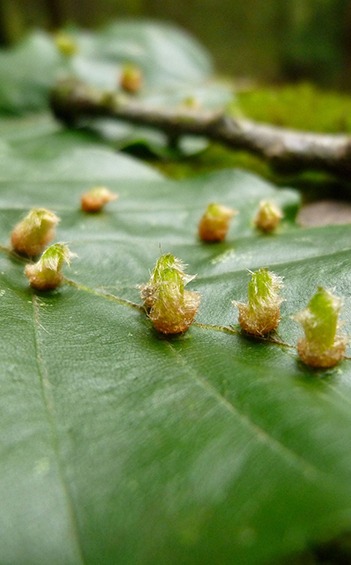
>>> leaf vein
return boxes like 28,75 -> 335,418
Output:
64,277 -> 145,311
166,341 -> 330,483
32,295 -> 86,565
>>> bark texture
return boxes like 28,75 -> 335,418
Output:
51,79 -> 351,179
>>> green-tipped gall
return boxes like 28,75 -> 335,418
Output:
141,254 -> 200,334
198,203 -> 237,243
293,287 -> 348,368
54,31 -> 78,57
11,208 -> 60,256
233,268 -> 284,336
254,200 -> 283,233
25,243 -> 75,290
81,186 -> 118,212
120,64 -> 143,94
140,253 -> 195,308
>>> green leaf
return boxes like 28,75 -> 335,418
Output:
3,117 -> 351,564
0,32 -> 63,114
0,116 -> 161,184
74,20 -> 213,88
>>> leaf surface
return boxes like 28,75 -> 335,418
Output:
0,116 -> 161,183
2,118 -> 351,565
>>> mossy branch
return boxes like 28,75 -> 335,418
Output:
50,78 -> 351,178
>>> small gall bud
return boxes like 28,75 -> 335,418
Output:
11,208 -> 60,256
25,243 -> 75,290
120,64 -> 143,94
198,203 -> 237,243
293,287 -> 348,368
233,268 -> 284,336
81,186 -> 118,213
182,96 -> 201,110
54,32 -> 78,57
254,200 -> 283,233
141,254 -> 200,334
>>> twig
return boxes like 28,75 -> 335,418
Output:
50,78 -> 351,178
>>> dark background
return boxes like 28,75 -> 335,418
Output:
1,0 -> 351,89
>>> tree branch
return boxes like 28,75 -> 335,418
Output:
50,79 -> 351,178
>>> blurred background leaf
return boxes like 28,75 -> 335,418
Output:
0,21 -> 233,156
1,0 -> 351,89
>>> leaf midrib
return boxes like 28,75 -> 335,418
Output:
1,244 -> 350,358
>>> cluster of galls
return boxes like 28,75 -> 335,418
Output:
54,31 -> 144,95
233,269 -> 347,369
198,199 -> 283,243
140,254 -> 347,369
10,186 -> 118,289
11,208 -> 74,290
10,198 -> 348,369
